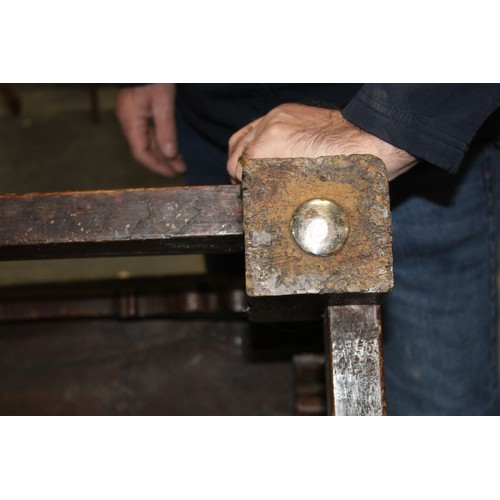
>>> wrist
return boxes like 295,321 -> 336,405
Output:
372,136 -> 418,180
339,114 -> 417,180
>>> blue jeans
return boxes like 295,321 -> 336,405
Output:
177,109 -> 500,415
384,142 -> 500,415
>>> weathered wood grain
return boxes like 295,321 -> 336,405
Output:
0,185 -> 243,260
325,304 -> 386,416
242,155 -> 393,299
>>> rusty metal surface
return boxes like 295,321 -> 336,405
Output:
0,185 -> 243,260
242,155 -> 393,298
325,305 -> 386,416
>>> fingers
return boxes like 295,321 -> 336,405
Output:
126,119 -> 171,176
149,129 -> 188,176
119,107 -> 176,177
151,85 -> 186,174
227,119 -> 260,183
116,84 -> 186,178
227,112 -> 289,182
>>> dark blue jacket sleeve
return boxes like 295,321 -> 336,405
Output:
341,84 -> 500,173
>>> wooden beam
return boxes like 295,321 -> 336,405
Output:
325,304 -> 386,416
0,186 -> 244,260
0,275 -> 247,322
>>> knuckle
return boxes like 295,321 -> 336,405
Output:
271,103 -> 293,117
228,133 -> 237,149
276,102 -> 293,112
265,119 -> 289,139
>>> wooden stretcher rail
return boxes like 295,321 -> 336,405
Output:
0,276 -> 247,322
0,185 -> 244,260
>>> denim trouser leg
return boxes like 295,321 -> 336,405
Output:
178,109 -> 500,415
384,143 -> 500,415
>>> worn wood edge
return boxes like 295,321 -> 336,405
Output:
325,304 -> 386,416
0,185 -> 239,199
0,185 -> 244,260
0,236 -> 244,260
244,154 -> 389,176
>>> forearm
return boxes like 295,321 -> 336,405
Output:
342,84 -> 500,173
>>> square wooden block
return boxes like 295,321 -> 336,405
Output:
242,155 -> 393,299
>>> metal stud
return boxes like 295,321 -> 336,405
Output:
290,199 -> 349,256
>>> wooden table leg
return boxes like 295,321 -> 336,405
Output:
87,84 -> 100,124
324,304 -> 386,416
0,84 -> 22,116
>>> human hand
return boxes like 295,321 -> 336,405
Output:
227,103 -> 417,183
116,83 -> 186,177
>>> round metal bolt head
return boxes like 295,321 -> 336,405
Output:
290,199 -> 349,256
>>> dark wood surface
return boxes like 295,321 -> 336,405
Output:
0,185 -> 243,260
324,304 -> 386,416
0,275 -> 326,416
0,275 -> 247,322
0,317 -> 295,415
292,354 -> 327,416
